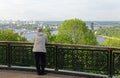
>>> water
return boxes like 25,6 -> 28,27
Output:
23,30 -> 105,43
24,30 -> 58,41
24,33 -> 35,41
96,36 -> 106,43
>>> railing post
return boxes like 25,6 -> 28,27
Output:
55,46 -> 58,71
109,50 -> 113,78
7,43 -> 11,67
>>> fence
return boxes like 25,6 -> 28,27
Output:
0,41 -> 120,77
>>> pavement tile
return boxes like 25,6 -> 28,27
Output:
0,70 -> 85,78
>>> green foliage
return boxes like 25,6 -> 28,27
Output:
55,19 -> 98,45
0,29 -> 27,41
101,37 -> 120,47
44,28 -> 56,43
95,26 -> 120,47
95,26 -> 120,37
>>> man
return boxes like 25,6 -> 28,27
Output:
33,27 -> 48,75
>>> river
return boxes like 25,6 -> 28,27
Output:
24,30 -> 106,43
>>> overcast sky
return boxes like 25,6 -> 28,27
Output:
0,0 -> 120,21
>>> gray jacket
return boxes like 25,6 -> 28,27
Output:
33,32 -> 48,52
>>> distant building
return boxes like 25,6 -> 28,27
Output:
91,22 -> 94,30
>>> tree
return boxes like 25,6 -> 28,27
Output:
55,19 -> 98,45
0,29 -> 27,41
95,26 -> 120,47
44,28 -> 56,43
95,26 -> 120,37
101,37 -> 120,47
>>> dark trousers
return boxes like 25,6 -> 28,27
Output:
34,52 -> 46,74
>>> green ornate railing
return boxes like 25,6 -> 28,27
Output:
0,41 -> 120,77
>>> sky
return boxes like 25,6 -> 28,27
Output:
0,0 -> 120,21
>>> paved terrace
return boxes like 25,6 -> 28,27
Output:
0,69 -> 87,78
0,66 -> 109,78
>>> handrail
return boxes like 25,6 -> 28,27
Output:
0,41 -> 33,45
0,41 -> 120,50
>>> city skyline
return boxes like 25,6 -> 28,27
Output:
0,0 -> 120,21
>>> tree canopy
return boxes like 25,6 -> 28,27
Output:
95,26 -> 120,47
44,28 -> 56,43
95,26 -> 120,37
55,19 -> 98,45
101,37 -> 120,47
0,29 -> 27,41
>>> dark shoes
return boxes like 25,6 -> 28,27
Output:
38,72 -> 47,75
38,71 -> 47,75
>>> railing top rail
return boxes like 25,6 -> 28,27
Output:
0,41 -> 120,51
0,41 -> 33,45
48,43 -> 120,51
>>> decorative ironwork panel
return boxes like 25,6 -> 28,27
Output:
0,44 -> 7,65
11,45 -> 35,66
10,45 -> 56,68
113,52 -> 120,74
46,46 -> 56,68
57,48 -> 109,74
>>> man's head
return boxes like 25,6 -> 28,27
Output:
38,27 -> 43,32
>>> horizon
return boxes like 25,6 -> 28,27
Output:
0,19 -> 120,22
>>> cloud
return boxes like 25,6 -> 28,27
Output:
0,0 -> 120,21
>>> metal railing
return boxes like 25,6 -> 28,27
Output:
0,41 -> 120,77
